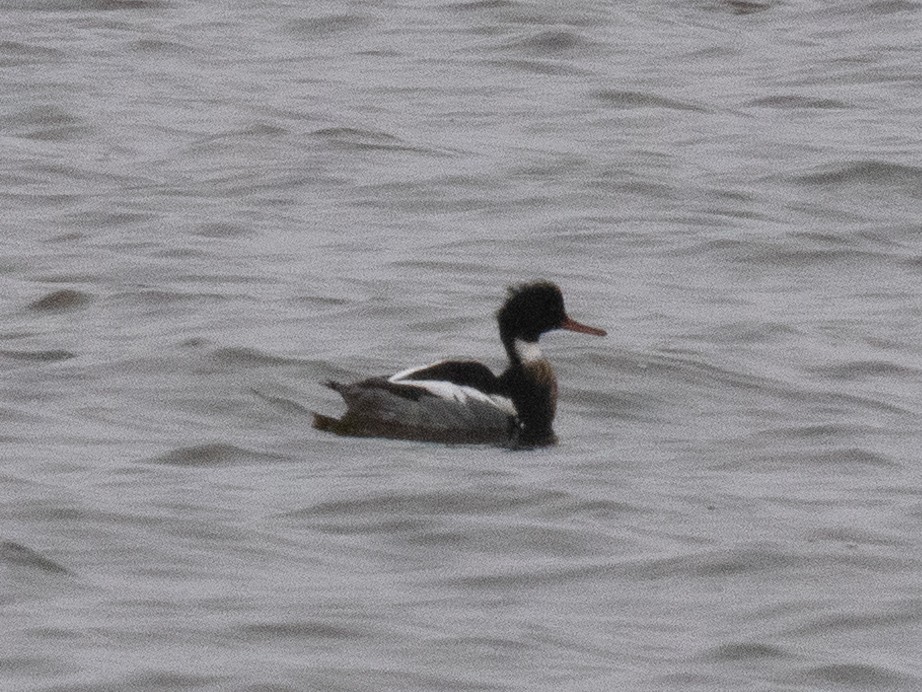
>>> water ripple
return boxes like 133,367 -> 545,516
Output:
0,541 -> 72,576
145,443 -> 284,467
794,160 -> 922,188
27,289 -> 90,312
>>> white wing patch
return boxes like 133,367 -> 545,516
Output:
388,363 -> 516,417
400,380 -> 516,416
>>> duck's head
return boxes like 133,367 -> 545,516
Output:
497,281 -> 607,345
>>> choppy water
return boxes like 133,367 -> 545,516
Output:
2,1 -> 921,690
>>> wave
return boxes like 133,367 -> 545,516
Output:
0,540 -> 72,576
144,443 -> 284,467
794,160 -> 922,188
591,89 -> 707,112
28,288 -> 90,312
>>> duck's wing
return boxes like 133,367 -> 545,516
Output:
314,367 -> 516,444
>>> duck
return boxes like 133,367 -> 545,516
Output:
312,280 -> 606,447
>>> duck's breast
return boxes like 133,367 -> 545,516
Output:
522,358 -> 558,420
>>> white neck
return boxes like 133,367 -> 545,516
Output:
514,338 -> 544,364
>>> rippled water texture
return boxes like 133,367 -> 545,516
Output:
2,0 -> 921,690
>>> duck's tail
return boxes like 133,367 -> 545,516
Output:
313,380 -> 346,433
312,411 -> 343,432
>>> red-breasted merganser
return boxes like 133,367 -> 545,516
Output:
312,281 -> 606,447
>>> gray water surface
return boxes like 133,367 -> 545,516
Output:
2,1 -> 921,690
